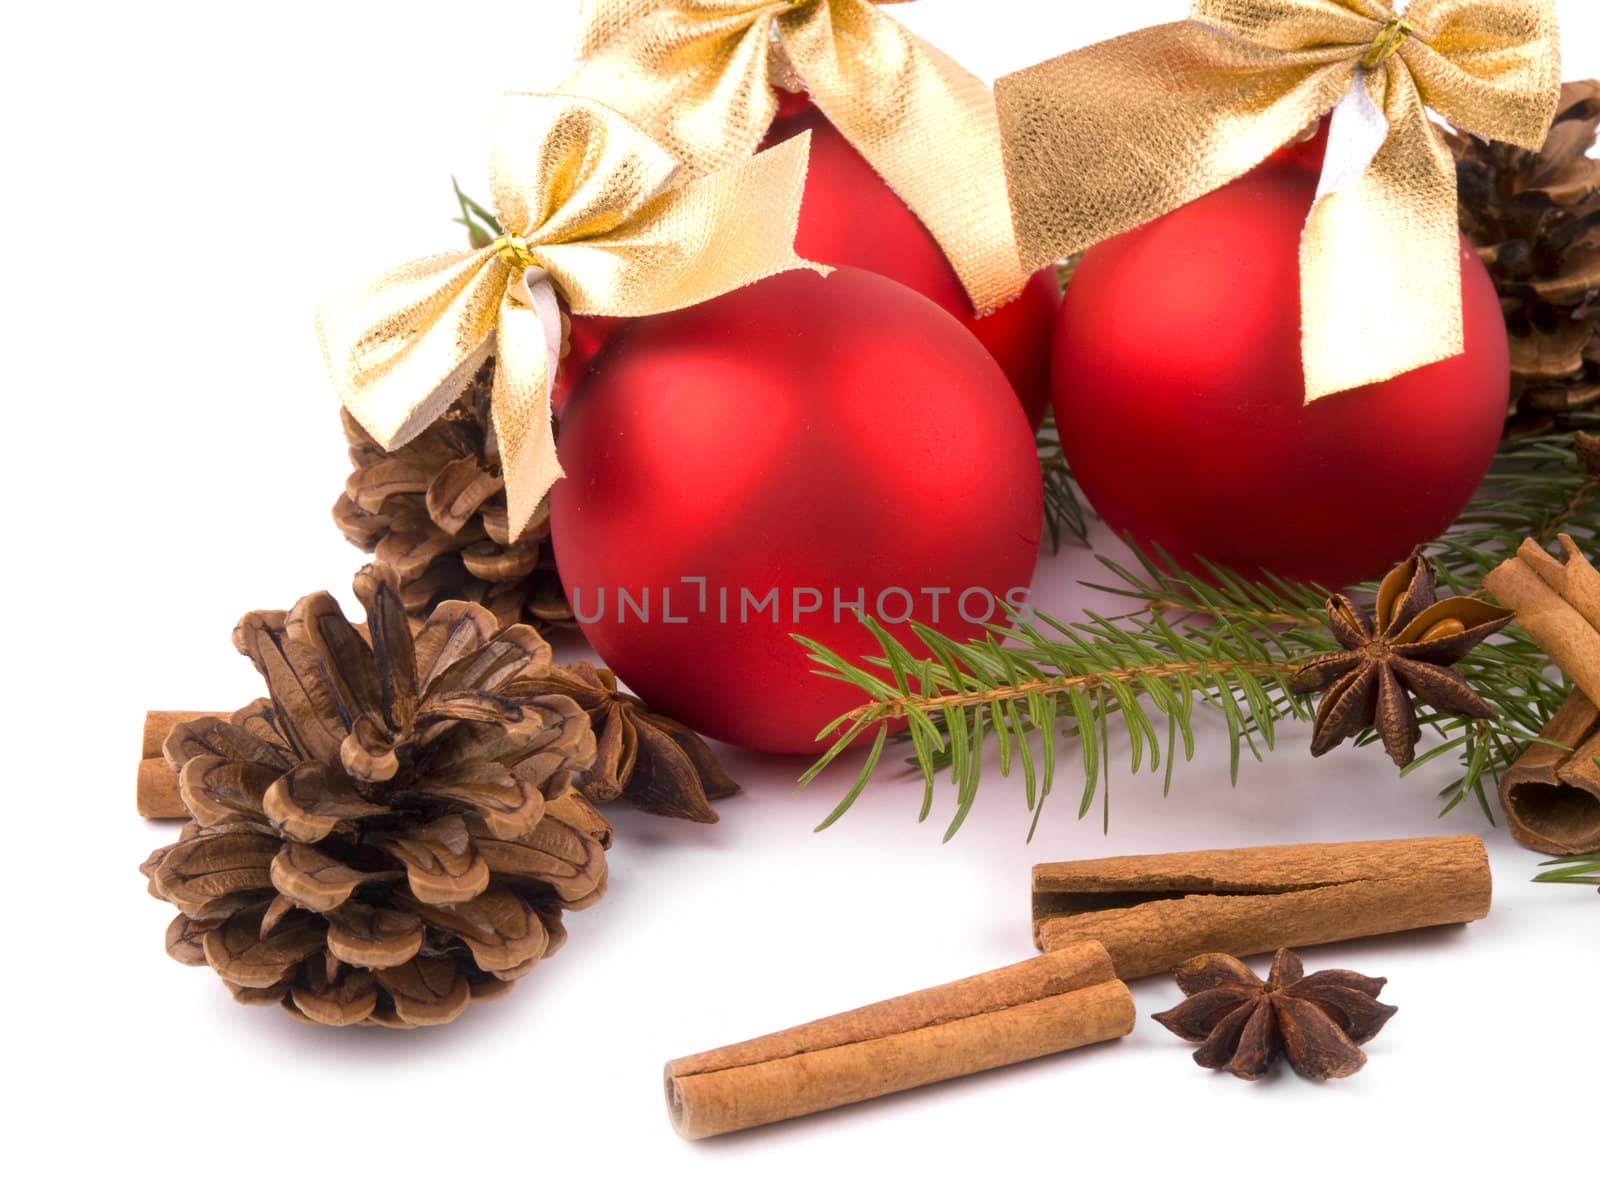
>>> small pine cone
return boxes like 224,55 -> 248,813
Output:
1449,80 -> 1600,433
334,358 -> 573,631
139,564 -> 608,1028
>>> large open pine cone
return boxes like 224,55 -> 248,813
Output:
140,564 -> 608,1027
1450,80 -> 1600,431
334,359 -> 573,630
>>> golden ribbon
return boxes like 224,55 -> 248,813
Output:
317,93 -> 815,537
995,0 -> 1561,400
562,0 -> 1027,314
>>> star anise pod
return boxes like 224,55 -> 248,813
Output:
523,662 -> 739,824
1153,948 -> 1397,1081
1288,552 -> 1513,767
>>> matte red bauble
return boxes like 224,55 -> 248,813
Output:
763,95 -> 1061,428
550,267 -> 1043,754
553,314 -> 626,413
1054,151 -> 1509,588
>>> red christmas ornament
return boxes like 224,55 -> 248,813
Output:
763,95 -> 1061,428
550,267 -> 1043,754
1054,147 -> 1509,588
553,313 -> 626,412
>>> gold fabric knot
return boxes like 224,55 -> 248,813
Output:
561,0 -> 1027,314
491,233 -> 540,271
1362,17 -> 1413,71
996,0 -> 1562,401
316,93 -> 815,538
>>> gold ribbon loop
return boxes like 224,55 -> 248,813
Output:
995,0 -> 1561,401
316,93 -> 816,538
563,0 -> 1028,314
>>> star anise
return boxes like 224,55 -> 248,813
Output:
1153,948 -> 1398,1081
1288,552 -> 1513,767
522,662 -> 739,824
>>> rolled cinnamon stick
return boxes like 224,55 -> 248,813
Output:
1498,690 -> 1600,855
1032,836 -> 1491,979
136,710 -> 219,819
1486,535 -> 1600,708
664,941 -> 1134,1139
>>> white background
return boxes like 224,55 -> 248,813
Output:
4,2 -> 1596,1195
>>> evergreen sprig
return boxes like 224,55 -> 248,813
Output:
1425,430 -> 1599,592
799,422 -> 1599,843
451,177 -> 502,248
1038,414 -> 1089,551
1534,854 -> 1600,889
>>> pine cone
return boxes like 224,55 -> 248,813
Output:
334,359 -> 574,631
1449,80 -> 1600,432
140,565 -> 608,1028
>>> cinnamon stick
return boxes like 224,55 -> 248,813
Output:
1032,836 -> 1491,979
1498,689 -> 1600,855
136,710 -> 218,819
664,940 -> 1134,1139
1486,534 -> 1600,708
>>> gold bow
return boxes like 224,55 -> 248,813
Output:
317,93 -> 815,537
562,0 -> 1027,314
995,0 -> 1561,400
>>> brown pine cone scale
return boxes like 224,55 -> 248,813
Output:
334,359 -> 574,630
1450,80 -> 1600,431
141,565 -> 608,1028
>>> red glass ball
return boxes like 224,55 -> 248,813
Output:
550,267 -> 1043,753
1054,152 -> 1509,588
763,96 -> 1061,428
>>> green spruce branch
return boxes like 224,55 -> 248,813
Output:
1535,853 -> 1600,889
451,177 -> 502,248
1038,413 -> 1089,552
799,421 -> 1599,844
1424,430 -> 1599,593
